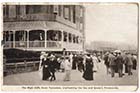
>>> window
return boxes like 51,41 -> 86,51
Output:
3,5 -> 9,17
68,33 -> 72,43
29,30 -> 45,41
76,36 -> 79,43
63,6 -> 70,20
15,30 -> 27,41
63,31 -> 67,42
33,5 -> 41,13
3,31 -> 13,41
16,5 -> 20,15
72,6 -> 76,23
58,5 -> 61,16
47,30 -> 62,41
80,7 -> 83,17
26,5 -> 32,14
26,5 -> 42,14
73,34 -> 75,43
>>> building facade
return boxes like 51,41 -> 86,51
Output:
3,5 -> 85,52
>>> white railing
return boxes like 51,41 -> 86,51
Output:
46,41 -> 61,48
4,41 -> 13,48
4,41 -> 62,49
15,41 -> 27,47
29,41 -> 45,47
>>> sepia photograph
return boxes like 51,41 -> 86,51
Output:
1,2 -> 139,91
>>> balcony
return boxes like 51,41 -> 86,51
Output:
15,41 -> 27,48
29,41 -> 45,48
4,13 -> 77,29
4,41 -> 13,48
46,41 -> 61,48
4,13 -> 56,22
3,41 -> 62,50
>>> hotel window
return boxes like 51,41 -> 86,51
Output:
26,5 -> 42,14
29,30 -> 45,41
33,5 -> 41,13
76,36 -> 79,44
73,34 -> 76,43
15,31 -> 27,41
47,30 -> 62,41
3,5 -> 9,17
68,33 -> 72,43
72,6 -> 76,23
3,31 -> 13,41
16,5 -> 20,15
63,31 -> 68,42
53,5 -> 58,14
64,6 -> 70,20
58,5 -> 61,16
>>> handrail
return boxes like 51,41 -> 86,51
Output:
6,61 -> 39,66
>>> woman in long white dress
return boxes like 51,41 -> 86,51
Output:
63,57 -> 72,81
39,52 -> 48,79
92,53 -> 99,72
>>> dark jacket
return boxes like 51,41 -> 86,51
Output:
116,55 -> 124,65
125,55 -> 133,66
108,54 -> 116,66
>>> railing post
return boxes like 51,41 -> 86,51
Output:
27,31 -> 29,48
45,31 -> 47,48
15,63 -> 17,74
33,61 -> 36,70
13,31 -> 15,48
24,60 -> 27,71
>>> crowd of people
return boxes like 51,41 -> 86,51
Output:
38,51 -> 137,82
104,52 -> 137,78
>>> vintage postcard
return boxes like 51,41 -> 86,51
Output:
1,2 -> 139,92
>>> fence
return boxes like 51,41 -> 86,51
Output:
4,60 -> 40,76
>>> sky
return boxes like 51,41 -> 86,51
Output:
84,3 -> 138,46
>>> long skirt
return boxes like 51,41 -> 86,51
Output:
132,60 -> 137,70
64,70 -> 71,81
93,62 -> 98,72
83,70 -> 93,80
42,67 -> 51,80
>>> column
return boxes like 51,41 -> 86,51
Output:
45,30 -> 46,48
13,31 -> 15,48
27,31 -> 29,48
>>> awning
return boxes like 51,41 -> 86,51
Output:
4,21 -> 47,31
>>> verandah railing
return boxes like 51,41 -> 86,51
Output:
3,41 -> 62,48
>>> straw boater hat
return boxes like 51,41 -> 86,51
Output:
41,51 -> 45,55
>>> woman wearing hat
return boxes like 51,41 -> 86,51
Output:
63,56 -> 72,81
83,54 -> 94,80
39,52 -> 51,80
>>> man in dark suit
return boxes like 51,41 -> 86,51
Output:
49,54 -> 57,81
108,53 -> 116,77
125,53 -> 133,75
116,53 -> 124,77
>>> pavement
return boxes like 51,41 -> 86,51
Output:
3,62 -> 138,86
